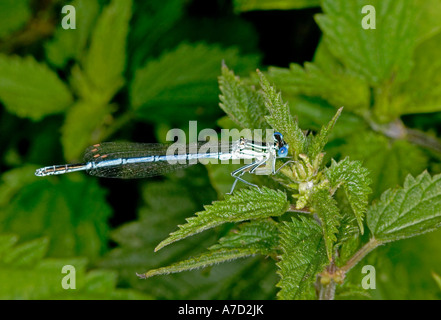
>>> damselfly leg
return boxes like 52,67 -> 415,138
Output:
227,158 -> 269,194
274,160 -> 296,174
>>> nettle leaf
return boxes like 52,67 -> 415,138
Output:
2,237 -> 49,267
61,100 -> 115,161
45,0 -> 100,68
0,0 -> 30,39
155,187 -> 289,251
140,248 -> 261,279
268,63 -> 370,113
433,272 -> 441,292
367,171 -> 441,242
335,282 -> 372,300
131,43 -> 259,123
335,225 -> 360,268
128,0 -> 185,73
312,37 -> 347,73
316,0 -> 419,86
138,217 -> 281,286
0,234 -> 19,259
325,158 -> 372,234
218,64 -> 269,130
210,219 -> 280,254
332,191 -> 362,267
416,0 -> 441,44
0,235 -> 148,299
140,218 -> 283,280
233,0 -> 320,12
0,166 -> 40,208
77,0 -> 132,102
276,216 -> 327,300
0,54 -> 73,120
0,170 -> 111,260
258,71 -> 306,157
310,188 -> 341,261
391,32 -> 441,115
306,107 -> 342,161
341,131 -> 428,199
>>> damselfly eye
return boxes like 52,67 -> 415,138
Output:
273,132 -> 283,141
277,146 -> 288,157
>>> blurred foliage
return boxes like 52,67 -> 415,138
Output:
0,0 -> 441,300
233,0 -> 321,12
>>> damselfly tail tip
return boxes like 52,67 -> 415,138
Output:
136,272 -> 147,279
35,167 -> 48,177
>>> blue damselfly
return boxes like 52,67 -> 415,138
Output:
35,132 -> 290,194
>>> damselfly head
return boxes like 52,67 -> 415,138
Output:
273,132 -> 289,157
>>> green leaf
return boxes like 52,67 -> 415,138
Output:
61,100 -> 115,161
79,0 -> 132,102
333,191 -> 362,267
312,34 -> 346,72
325,158 -> 372,234
218,64 -> 269,130
0,239 -> 86,299
316,0 -> 419,86
306,107 -> 342,161
340,131 -> 428,199
0,171 -> 111,260
233,0 -> 320,12
140,248 -> 261,279
130,43 -> 259,123
0,235 -> 149,299
268,63 -> 370,113
0,54 -> 73,120
415,0 -> 441,44
276,216 -> 327,300
367,171 -> 441,242
140,220 -> 281,281
335,232 -> 360,268
368,229 -> 441,299
0,0 -> 30,39
2,237 -> 49,267
0,165 -> 39,208
432,272 -> 441,292
45,0 -> 100,68
309,188 -> 341,261
391,32 -> 441,115
210,219 -> 280,254
334,282 -> 372,300
127,0 -> 185,73
155,187 -> 289,251
0,234 -> 19,260
258,70 -> 306,157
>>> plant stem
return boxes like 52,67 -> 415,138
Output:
339,237 -> 381,274
318,261 -> 337,300
319,280 -> 336,300
404,128 -> 441,155
365,113 -> 441,155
